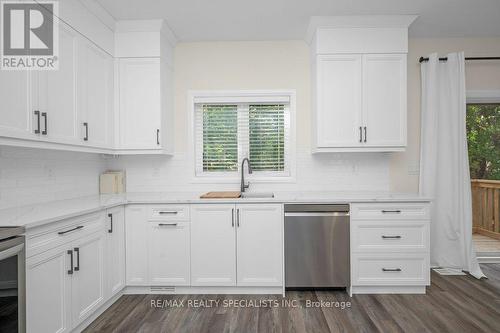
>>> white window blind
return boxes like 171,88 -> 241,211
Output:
195,101 -> 290,177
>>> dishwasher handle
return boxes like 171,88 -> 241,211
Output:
284,212 -> 350,217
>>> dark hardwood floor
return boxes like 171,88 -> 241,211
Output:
85,264 -> 500,333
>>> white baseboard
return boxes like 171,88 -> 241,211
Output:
477,256 -> 500,264
124,285 -> 283,295
351,285 -> 426,294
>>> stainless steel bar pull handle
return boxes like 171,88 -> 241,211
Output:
382,268 -> 402,272
58,225 -> 84,235
41,112 -> 47,135
34,110 -> 40,134
359,126 -> 362,143
157,129 -> 160,145
381,235 -> 402,239
108,213 -> 113,233
364,126 -> 367,143
232,208 -> 235,227
67,250 -> 73,275
237,209 -> 240,227
381,210 -> 402,214
74,247 -> 80,271
158,211 -> 178,215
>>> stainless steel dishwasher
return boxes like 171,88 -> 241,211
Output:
285,204 -> 350,289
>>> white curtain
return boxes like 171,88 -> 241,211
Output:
419,52 -> 485,279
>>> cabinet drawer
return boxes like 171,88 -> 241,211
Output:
148,205 -> 189,221
351,203 -> 430,220
26,212 -> 105,258
352,221 -> 429,252
352,254 -> 430,286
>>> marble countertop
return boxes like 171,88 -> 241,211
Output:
0,191 -> 430,230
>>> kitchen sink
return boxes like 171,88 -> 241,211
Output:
241,192 -> 275,199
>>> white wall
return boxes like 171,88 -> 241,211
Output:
0,146 -> 106,209
390,37 -> 500,192
109,41 -> 391,193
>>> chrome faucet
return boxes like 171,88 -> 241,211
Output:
240,158 -> 253,193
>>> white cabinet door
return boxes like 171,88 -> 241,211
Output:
148,221 -> 190,286
316,54 -> 362,147
34,22 -> 78,144
125,206 -> 148,285
77,39 -> 113,147
71,231 -> 105,326
0,69 -> 32,139
118,58 -> 161,149
105,206 -> 125,297
362,54 -> 407,147
191,204 -> 236,286
236,204 -> 283,286
26,245 -> 72,333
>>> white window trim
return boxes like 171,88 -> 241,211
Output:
187,90 -> 297,184
467,90 -> 500,104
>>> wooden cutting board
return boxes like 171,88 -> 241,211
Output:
200,191 -> 241,199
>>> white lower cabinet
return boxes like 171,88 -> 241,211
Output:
26,229 -> 105,333
105,207 -> 125,297
125,206 -> 149,285
125,205 -> 191,286
191,204 -> 236,286
236,205 -> 283,286
191,204 -> 283,287
26,210 -> 124,333
149,221 -> 190,285
71,231 -> 105,325
350,202 -> 431,294
26,245 -> 72,333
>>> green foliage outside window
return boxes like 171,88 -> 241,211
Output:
466,104 -> 500,180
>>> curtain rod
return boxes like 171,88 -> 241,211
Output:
419,56 -> 500,63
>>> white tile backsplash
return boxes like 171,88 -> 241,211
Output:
107,149 -> 390,193
0,145 -> 390,210
0,146 -> 106,209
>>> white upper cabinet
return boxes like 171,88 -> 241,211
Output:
316,54 -> 362,148
33,22 -> 79,145
309,16 -> 415,152
0,70 -> 32,140
0,15 -> 176,155
77,39 -> 114,148
118,58 -> 162,150
362,54 -> 407,147
114,20 -> 175,154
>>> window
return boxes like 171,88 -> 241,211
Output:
466,103 -> 500,180
191,91 -> 294,180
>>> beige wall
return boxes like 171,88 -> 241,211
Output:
390,37 -> 500,192
174,41 -> 311,151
